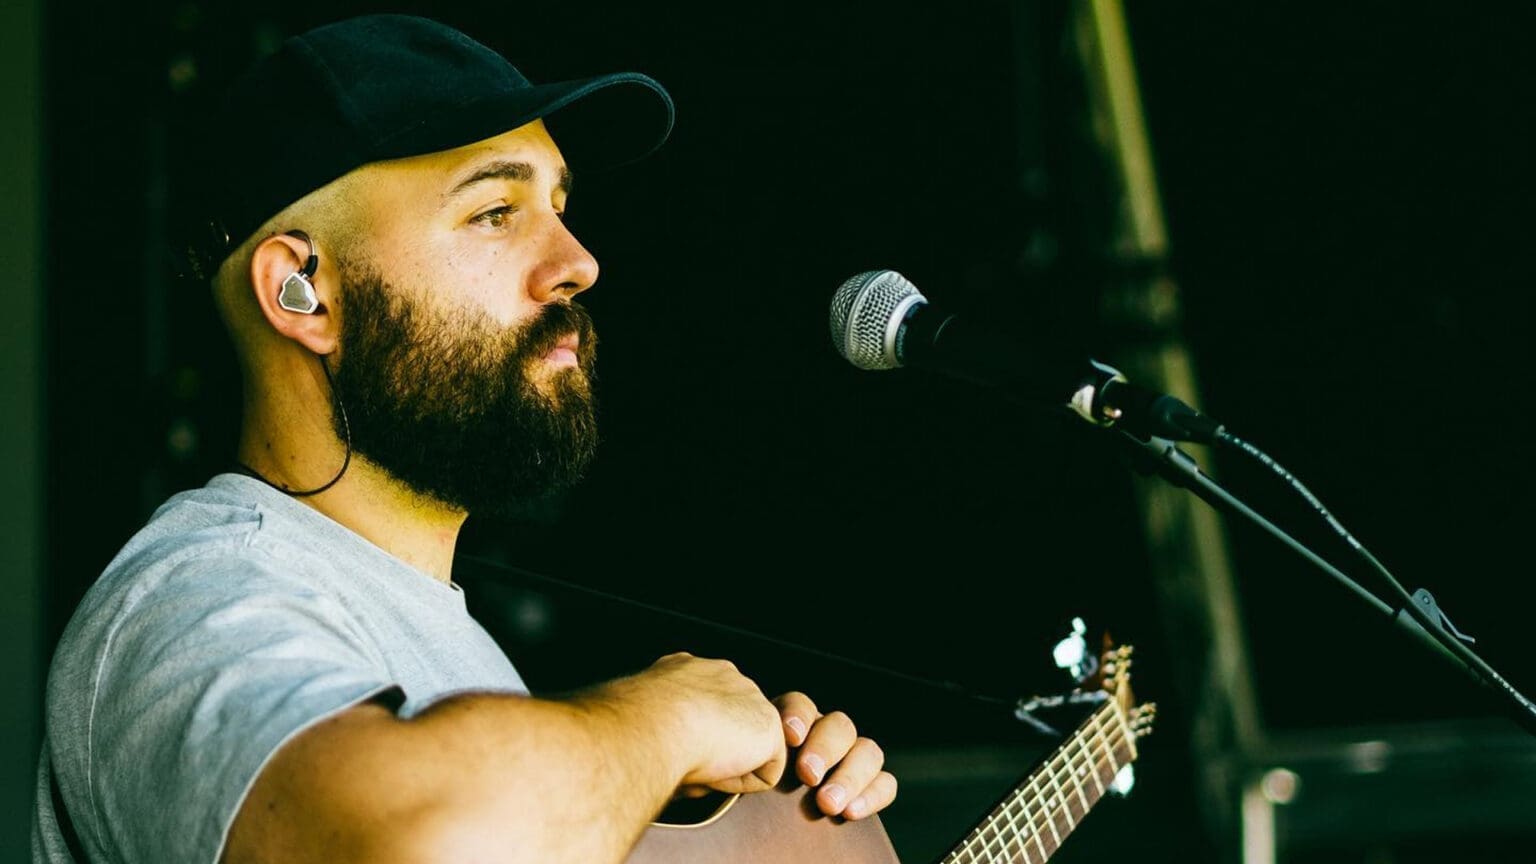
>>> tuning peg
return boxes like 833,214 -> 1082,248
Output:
1053,617 -> 1093,681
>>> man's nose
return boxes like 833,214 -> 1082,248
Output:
530,217 -> 599,303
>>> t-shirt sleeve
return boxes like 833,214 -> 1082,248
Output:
79,553 -> 400,864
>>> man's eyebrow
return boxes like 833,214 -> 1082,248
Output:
442,159 -> 575,203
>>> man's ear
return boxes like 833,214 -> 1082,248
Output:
249,231 -> 340,356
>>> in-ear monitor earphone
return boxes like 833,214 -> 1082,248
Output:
277,229 -> 321,314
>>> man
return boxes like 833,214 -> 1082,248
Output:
33,14 -> 896,864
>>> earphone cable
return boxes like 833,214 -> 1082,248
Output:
232,353 -> 352,497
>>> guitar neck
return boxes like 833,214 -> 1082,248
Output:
941,697 -> 1138,864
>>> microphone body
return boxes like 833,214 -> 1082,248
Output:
830,270 -> 1223,443
894,300 -> 1116,416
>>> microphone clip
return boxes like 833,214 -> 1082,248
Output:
1069,360 -> 1131,428
1094,368 -> 1226,445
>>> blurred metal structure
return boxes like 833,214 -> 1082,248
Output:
1058,3 -> 1536,863
1244,719 -> 1536,862
1062,0 -> 1263,847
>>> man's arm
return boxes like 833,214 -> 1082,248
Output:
222,654 -> 786,864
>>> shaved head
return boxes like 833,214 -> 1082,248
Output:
211,170 -> 373,364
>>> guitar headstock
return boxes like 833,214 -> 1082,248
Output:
1052,619 -> 1156,743
1100,643 -> 1157,742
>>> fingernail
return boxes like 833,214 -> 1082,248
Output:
785,716 -> 807,743
823,784 -> 847,809
802,752 -> 825,781
846,796 -> 868,818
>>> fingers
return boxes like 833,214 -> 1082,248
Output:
816,736 -> 892,818
701,717 -> 784,796
700,743 -> 784,796
758,690 -> 901,817
773,691 -> 820,747
796,709 -> 856,788
754,745 -> 787,791
842,771 -> 898,820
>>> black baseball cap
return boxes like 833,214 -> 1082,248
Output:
188,14 -> 673,270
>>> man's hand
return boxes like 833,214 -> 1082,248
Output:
610,653 -> 787,796
775,692 -> 898,820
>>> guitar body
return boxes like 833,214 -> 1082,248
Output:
628,776 -> 902,864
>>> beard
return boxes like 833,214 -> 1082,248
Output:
327,260 -> 599,519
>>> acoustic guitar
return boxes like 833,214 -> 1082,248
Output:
628,642 -> 1155,863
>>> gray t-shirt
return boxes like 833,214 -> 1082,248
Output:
32,473 -> 529,864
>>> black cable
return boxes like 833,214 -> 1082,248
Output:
233,353 -> 352,497
1124,432 -> 1396,615
1126,430 -> 1536,734
1213,430 -> 1411,598
1209,429 -> 1536,728
458,553 -> 1022,710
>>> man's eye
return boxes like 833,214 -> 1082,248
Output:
472,206 -> 518,228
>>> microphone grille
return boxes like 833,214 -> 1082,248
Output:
829,270 -> 924,370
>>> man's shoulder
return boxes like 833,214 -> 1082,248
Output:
39,481 -> 402,864
44,477 -> 382,742
54,478 -> 321,675
92,479 -> 277,598
100,472 -> 348,590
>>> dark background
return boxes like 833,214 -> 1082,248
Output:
8,1 -> 1534,862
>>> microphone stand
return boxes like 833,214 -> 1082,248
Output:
1113,430 -> 1536,737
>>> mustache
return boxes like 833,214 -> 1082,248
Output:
513,300 -> 598,363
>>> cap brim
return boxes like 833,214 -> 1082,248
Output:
372,71 -> 675,172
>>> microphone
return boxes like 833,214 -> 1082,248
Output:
828,269 -> 1224,444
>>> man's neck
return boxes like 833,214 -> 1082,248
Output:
304,462 -> 466,584
237,408 -> 465,584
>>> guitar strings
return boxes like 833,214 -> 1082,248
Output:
971,718 -> 1130,863
1013,717 -> 1130,862
957,724 -> 1129,864
948,701 -> 1137,864
1007,709 -> 1132,860
1008,717 -> 1131,862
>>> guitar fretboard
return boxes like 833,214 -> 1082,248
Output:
941,697 -> 1137,864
